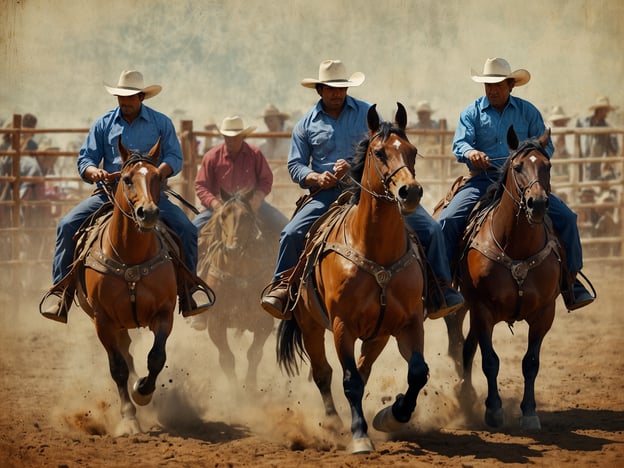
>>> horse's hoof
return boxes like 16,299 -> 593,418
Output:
132,380 -> 154,406
115,417 -> 141,436
520,415 -> 541,430
350,436 -> 375,454
485,407 -> 504,428
372,405 -> 409,433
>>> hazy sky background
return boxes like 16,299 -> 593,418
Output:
2,0 -> 622,141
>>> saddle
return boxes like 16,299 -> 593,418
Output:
279,192 -> 432,328
42,202 -> 214,317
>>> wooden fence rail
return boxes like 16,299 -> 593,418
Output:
1,115 -> 622,294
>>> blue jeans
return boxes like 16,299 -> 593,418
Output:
437,173 -> 583,273
404,205 -> 453,282
273,187 -> 341,279
51,191 -> 197,284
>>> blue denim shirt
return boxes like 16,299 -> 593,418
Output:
77,104 -> 182,182
452,95 -> 553,171
287,95 -> 371,189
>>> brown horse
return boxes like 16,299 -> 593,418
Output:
75,138 -> 177,435
444,127 -> 561,430
276,103 -> 428,454
194,189 -> 277,390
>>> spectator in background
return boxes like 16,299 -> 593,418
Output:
548,105 -> 574,178
259,104 -> 292,160
577,96 -> 619,181
193,115 -> 287,238
409,100 -> 441,146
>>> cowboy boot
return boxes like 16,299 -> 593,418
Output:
260,271 -> 293,320
427,281 -> 465,320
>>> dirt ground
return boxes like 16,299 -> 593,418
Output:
1,262 -> 623,467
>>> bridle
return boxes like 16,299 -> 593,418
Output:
347,130 -> 415,204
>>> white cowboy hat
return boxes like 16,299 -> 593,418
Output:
589,96 -> 618,111
548,105 -> 574,123
104,70 -> 162,99
301,60 -> 365,89
219,116 -> 256,137
470,58 -> 530,87
415,100 -> 435,113
262,104 -> 290,120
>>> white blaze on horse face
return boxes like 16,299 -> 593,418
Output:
529,155 -> 537,163
393,140 -> 402,150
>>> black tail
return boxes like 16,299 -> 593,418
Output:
276,318 -> 307,377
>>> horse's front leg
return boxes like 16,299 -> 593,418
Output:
476,323 -> 503,429
373,318 -> 428,433
131,326 -> 170,407
207,315 -> 238,386
245,319 -> 272,390
334,320 -> 373,454
96,324 -> 140,435
520,331 -> 548,430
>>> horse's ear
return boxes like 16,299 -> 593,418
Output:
367,104 -> 379,135
148,137 -> 162,163
507,125 -> 519,151
117,136 -> 130,164
395,102 -> 407,131
538,127 -> 551,149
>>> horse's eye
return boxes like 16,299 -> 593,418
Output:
123,175 -> 133,186
513,163 -> 523,173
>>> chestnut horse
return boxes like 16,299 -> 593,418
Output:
276,103 -> 428,453
444,127 -> 561,430
195,189 -> 277,390
75,139 -> 177,435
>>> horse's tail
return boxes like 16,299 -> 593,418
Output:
276,317 -> 307,377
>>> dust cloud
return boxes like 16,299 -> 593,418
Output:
1,0 -> 622,134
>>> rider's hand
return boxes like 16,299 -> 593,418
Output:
467,150 -> 491,169
85,166 -> 110,183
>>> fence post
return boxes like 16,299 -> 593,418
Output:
178,120 -> 197,215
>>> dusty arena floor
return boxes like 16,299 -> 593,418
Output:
1,263 -> 623,467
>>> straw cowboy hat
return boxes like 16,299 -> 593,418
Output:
104,70 -> 162,99
548,105 -> 574,124
301,60 -> 365,89
219,116 -> 256,137
415,100 -> 435,114
262,104 -> 290,120
589,96 -> 618,111
470,58 -> 530,87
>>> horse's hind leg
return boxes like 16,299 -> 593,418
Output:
445,308 -> 467,376
131,327 -> 170,407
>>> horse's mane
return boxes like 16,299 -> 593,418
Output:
481,137 -> 549,205
348,121 -> 408,204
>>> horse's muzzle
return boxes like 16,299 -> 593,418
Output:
398,183 -> 423,214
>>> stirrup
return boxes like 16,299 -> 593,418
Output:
39,290 -> 69,324
260,283 -> 291,320
179,283 -> 215,317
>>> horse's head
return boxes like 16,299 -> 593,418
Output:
505,126 -> 552,224
217,189 -> 261,251
117,137 -> 162,231
351,102 -> 422,214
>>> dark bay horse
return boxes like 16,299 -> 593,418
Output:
75,138 -> 177,435
276,103 -> 428,453
444,127 -> 561,430
195,189 -> 277,390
